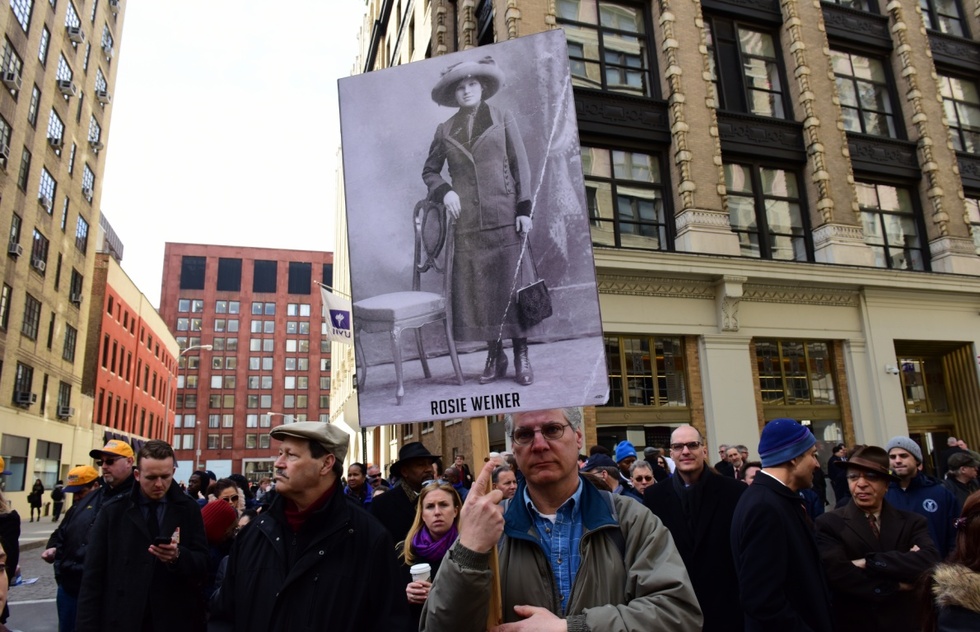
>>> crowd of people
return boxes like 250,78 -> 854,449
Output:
15,414 -> 980,631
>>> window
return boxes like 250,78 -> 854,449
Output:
288,261 -> 312,294
725,162 -> 810,260
0,115 -> 9,168
919,0 -> 967,37
82,163 -> 95,196
557,0 -> 652,97
87,114 -> 100,142
63,324 -> 77,361
57,381 -> 71,409
2,37 -> 23,82
60,198 -> 69,231
64,0 -> 80,27
38,25 -> 49,63
26,86 -> 39,127
245,434 -> 257,449
69,269 -> 83,302
83,42 -> 90,71
604,335 -> 688,408
75,215 -> 88,252
287,303 -> 311,317
832,50 -> 899,138
56,53 -> 73,83
756,339 -> 837,405
857,181 -> 926,270
39,167 -> 57,209
705,18 -> 788,118
180,256 -> 206,290
939,74 -> 979,154
322,263 -> 333,286
89,0 -> 97,22
101,22 -> 113,53
253,260 -> 277,292
10,0 -> 33,32
21,293 -> 41,340
67,142 -> 76,174
217,257 -> 242,291
581,145 -> 668,250
17,148 -> 31,191
968,196 -> 980,255
35,440 -> 62,488
31,229 -> 49,268
827,0 -> 871,8
0,283 -> 9,329
94,67 -> 107,93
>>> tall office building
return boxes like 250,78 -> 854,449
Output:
334,0 -> 980,475
159,243 -> 334,483
0,0 -> 126,505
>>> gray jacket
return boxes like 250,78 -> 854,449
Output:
421,478 -> 702,631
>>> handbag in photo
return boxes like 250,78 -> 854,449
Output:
518,279 -> 552,328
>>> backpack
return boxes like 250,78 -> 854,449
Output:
51,487 -> 65,502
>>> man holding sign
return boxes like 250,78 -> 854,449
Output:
422,407 -> 702,631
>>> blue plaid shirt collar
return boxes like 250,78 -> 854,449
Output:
524,480 -> 584,614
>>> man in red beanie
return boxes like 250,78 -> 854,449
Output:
730,418 -> 832,632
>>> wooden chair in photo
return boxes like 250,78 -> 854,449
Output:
354,199 -> 465,404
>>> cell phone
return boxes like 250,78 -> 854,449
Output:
152,536 -> 172,547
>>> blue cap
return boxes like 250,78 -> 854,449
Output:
759,418 -> 816,467
614,441 -> 637,464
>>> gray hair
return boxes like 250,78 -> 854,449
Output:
504,407 -> 582,435
491,465 -> 512,484
630,460 -> 653,476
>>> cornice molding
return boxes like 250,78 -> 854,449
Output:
597,275 -> 716,299
742,284 -> 860,306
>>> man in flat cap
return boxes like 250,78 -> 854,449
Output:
210,422 -> 412,631
943,452 -> 980,506
730,418 -> 833,632
815,446 -> 938,632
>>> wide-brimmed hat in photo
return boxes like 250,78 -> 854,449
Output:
431,56 -> 505,107
832,445 -> 899,482
390,442 -> 440,478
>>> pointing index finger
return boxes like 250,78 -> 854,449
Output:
467,459 -> 497,500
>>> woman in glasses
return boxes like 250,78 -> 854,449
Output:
208,478 -> 245,516
401,482 -> 462,625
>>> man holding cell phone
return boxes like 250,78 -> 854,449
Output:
76,440 -> 209,632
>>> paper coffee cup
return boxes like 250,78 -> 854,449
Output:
410,563 -> 431,582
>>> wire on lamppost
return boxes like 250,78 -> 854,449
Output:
179,344 -> 212,470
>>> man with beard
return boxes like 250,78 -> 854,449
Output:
730,418 -> 833,632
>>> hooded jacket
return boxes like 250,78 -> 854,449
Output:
421,476 -> 702,632
931,564 -> 980,632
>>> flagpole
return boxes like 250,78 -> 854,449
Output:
313,280 -> 352,300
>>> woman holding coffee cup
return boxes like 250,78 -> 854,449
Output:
401,481 -> 462,623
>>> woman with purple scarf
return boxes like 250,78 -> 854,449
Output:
401,482 -> 462,624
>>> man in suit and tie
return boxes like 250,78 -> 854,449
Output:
815,446 -> 939,632
645,425 -> 745,631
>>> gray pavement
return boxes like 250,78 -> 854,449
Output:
8,516 -> 58,631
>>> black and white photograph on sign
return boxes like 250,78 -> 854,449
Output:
339,30 -> 607,427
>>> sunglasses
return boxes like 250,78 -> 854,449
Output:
633,475 -> 654,482
96,457 -> 122,466
221,495 -> 240,503
368,474 -> 381,479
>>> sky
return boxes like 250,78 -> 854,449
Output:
100,2 -> 367,308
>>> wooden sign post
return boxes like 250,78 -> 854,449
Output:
469,416 -> 504,628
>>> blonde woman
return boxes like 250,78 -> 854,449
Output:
400,482 -> 462,624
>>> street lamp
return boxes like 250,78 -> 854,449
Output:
179,344 -> 212,469
265,411 -> 295,425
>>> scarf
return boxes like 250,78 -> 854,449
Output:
284,483 -> 336,533
412,523 -> 459,563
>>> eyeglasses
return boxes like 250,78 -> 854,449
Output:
633,475 -> 654,482
670,441 -> 702,452
368,474 -> 381,479
845,472 -> 885,482
511,422 -> 571,446
221,495 -> 240,503
96,457 -> 121,466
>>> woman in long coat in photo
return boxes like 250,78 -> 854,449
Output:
422,56 -> 537,386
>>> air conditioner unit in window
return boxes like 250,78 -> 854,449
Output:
109,0 -> 120,13
32,259 -> 46,273
14,392 -> 35,407
70,292 -> 82,305
82,187 -> 93,201
0,141 -> 9,162
89,140 -> 104,152
67,26 -> 86,43
2,70 -> 21,91
103,44 -> 113,60
38,195 -> 52,211
57,79 -> 77,97
96,89 -> 111,104
57,406 -> 75,419
7,243 -> 22,257
48,136 -> 64,149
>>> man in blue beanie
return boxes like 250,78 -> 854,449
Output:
884,436 -> 961,554
730,418 -> 832,632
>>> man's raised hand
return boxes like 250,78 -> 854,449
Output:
458,459 -> 505,554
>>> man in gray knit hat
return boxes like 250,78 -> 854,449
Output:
884,436 -> 961,554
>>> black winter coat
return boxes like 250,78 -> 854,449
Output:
75,480 -> 209,632
44,487 -> 109,596
210,485 -> 413,632
645,470 -> 745,632
815,500 -> 939,632
731,472 -> 833,632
